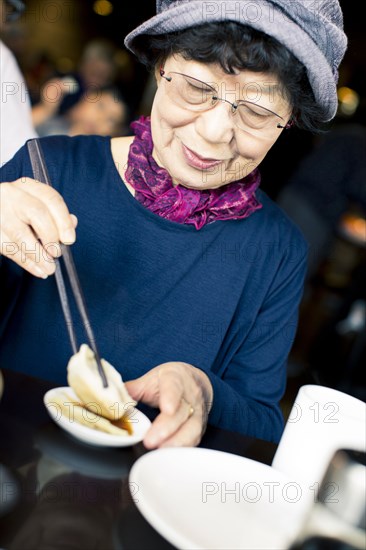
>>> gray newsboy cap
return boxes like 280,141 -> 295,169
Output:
124,0 -> 347,122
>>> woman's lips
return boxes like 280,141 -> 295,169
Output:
182,144 -> 223,170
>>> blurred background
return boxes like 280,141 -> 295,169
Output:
1,0 -> 365,412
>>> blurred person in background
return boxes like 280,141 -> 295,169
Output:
58,39 -> 120,116
0,0 -> 36,164
36,86 -> 128,138
30,39 -> 124,135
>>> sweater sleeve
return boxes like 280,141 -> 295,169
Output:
0,141 -> 33,181
203,241 -> 308,443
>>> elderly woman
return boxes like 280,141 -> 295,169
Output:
0,1 -> 346,447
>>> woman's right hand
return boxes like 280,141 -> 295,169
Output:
0,178 -> 77,278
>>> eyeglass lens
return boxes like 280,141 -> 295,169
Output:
163,72 -> 285,136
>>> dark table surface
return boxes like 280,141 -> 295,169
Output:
0,368 -> 277,550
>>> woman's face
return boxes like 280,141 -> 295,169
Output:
151,54 -> 292,190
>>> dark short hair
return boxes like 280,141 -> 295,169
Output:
133,21 -> 325,133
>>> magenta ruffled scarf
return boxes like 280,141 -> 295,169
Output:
124,116 -> 262,230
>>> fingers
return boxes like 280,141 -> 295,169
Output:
70,214 -> 78,229
15,179 -> 77,244
159,413 -> 203,448
126,363 -> 196,412
126,362 -> 213,449
143,397 -> 200,449
0,179 -> 77,278
183,399 -> 195,420
158,364 -> 189,415
0,225 -> 56,279
137,362 -> 209,449
124,369 -> 160,406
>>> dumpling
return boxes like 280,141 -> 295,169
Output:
67,344 -> 136,422
51,390 -> 132,436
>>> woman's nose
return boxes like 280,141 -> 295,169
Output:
195,100 -> 235,144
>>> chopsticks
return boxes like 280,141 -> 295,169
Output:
27,139 -> 108,388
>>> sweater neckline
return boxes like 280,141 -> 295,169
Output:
106,136 -> 235,234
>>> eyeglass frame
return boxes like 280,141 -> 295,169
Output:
159,67 -> 294,131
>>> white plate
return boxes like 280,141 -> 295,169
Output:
44,387 -> 151,447
129,447 -> 306,550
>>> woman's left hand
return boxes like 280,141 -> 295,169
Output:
125,362 -> 213,448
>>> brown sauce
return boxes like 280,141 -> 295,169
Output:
77,401 -> 134,435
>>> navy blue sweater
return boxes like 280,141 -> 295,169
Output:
0,136 -> 308,442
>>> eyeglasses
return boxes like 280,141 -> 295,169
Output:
160,68 -> 293,139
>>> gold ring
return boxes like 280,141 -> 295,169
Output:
182,398 -> 195,418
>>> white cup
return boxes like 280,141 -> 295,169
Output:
272,385 -> 366,511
